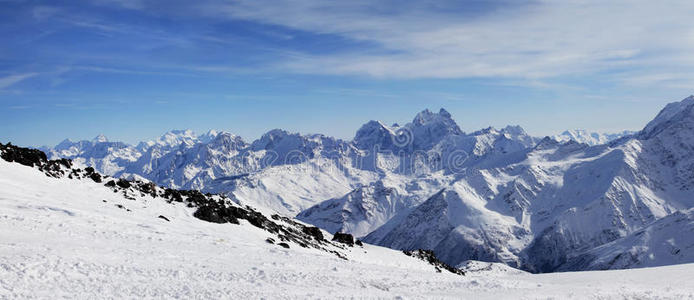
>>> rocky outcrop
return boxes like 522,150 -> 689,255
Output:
403,249 -> 465,275
332,232 -> 355,246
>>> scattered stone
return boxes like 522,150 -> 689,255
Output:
403,249 -> 465,276
302,226 -> 324,241
278,242 -> 290,249
332,232 -> 355,246
116,178 -> 131,189
355,240 -> 363,246
105,180 -> 116,187
89,172 -> 102,183
158,215 -> 170,222
193,204 -> 240,224
266,238 -> 275,244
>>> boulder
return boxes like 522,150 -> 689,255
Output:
332,232 -> 354,246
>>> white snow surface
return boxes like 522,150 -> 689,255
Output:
2,159 -> 694,299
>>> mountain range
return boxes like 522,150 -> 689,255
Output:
37,96 -> 694,273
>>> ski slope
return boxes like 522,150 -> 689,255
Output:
1,159 -> 694,298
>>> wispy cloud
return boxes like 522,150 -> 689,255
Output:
11,0 -> 694,90
0,73 -> 39,89
183,0 -> 694,84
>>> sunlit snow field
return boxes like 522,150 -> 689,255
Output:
1,159 -> 693,299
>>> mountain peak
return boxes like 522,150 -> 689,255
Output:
412,108 -> 454,125
353,120 -> 395,149
640,95 -> 694,139
501,125 -> 527,136
92,134 -> 108,143
438,108 -> 452,118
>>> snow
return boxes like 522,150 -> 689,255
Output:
553,129 -> 636,146
2,159 -> 694,298
32,97 -> 694,274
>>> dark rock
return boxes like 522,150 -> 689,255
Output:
158,215 -> 170,222
0,142 -> 47,167
355,240 -> 363,246
164,188 -> 183,202
138,182 -> 157,197
278,242 -> 290,249
266,238 -> 275,244
193,204 -> 240,224
105,180 -> 116,187
116,178 -> 131,189
332,232 -> 355,246
89,172 -> 102,183
403,249 -> 465,276
302,226 -> 324,241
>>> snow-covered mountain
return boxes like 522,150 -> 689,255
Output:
35,95 -> 694,273
553,129 -> 636,146
362,95 -> 694,272
3,142 -> 693,298
38,109 -> 538,215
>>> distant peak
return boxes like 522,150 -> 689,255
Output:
501,125 -> 527,136
473,126 -> 498,135
263,128 -> 290,137
438,108 -> 451,118
534,136 -> 559,149
55,138 -> 75,149
413,108 -> 453,125
165,129 -> 195,137
92,134 -> 108,143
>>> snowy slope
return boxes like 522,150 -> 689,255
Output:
559,208 -> 694,271
2,151 -> 694,298
364,95 -> 694,272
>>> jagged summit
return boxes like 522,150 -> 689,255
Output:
640,95 -> 694,139
413,108 -> 453,124
92,134 -> 108,143
411,108 -> 463,133
353,120 -> 396,150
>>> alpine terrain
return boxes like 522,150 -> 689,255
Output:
36,96 -> 694,274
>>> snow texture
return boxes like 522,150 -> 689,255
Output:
1,157 -> 694,298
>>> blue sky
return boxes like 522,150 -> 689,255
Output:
1,0 -> 693,146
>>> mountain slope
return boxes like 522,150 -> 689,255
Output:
2,144 -> 694,298
35,97 -> 694,274
363,95 -> 694,272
